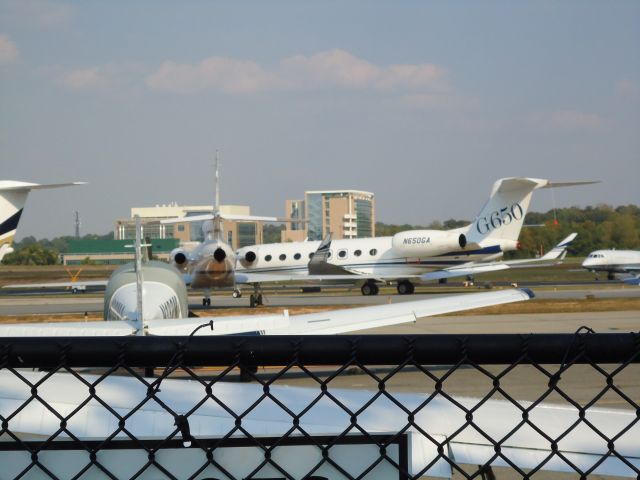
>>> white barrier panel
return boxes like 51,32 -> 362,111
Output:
0,434 -> 409,480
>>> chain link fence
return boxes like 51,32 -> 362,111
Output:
1,332 -> 639,479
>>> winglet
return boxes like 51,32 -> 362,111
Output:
520,287 -> 536,299
307,233 -> 352,275
540,232 -> 577,260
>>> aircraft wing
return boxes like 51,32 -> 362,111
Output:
2,280 -> 108,290
421,233 -> 577,282
0,288 -> 533,337
233,271 -> 381,285
422,263 -> 511,281
0,368 -> 636,478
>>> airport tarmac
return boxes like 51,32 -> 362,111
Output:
0,286 -> 638,316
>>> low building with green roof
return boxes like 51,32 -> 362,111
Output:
62,238 -> 179,265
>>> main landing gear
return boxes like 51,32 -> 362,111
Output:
249,285 -> 264,308
361,281 -> 379,296
396,280 -> 415,295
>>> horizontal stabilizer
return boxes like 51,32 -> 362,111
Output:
0,181 -> 86,192
541,180 -> 600,189
161,213 -> 282,224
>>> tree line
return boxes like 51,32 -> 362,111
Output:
2,205 -> 638,265
2,232 -> 113,265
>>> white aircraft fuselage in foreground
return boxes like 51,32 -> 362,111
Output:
582,249 -> 640,280
236,178 -> 594,294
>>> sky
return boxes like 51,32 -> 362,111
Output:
1,0 -> 639,239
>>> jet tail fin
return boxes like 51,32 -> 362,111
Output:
464,178 -> 597,247
0,181 -> 86,262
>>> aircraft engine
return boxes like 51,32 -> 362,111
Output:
213,247 -> 227,262
170,248 -> 188,266
236,248 -> 258,267
391,230 -> 467,257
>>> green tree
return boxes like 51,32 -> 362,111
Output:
2,244 -> 59,265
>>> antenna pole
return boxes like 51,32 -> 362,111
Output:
74,211 -> 80,238
211,150 -> 223,241
214,149 -> 220,213
134,215 -> 145,335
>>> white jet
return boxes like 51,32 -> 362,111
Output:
162,153 -> 386,307
236,178 -> 594,295
0,180 -> 85,261
582,249 -> 640,282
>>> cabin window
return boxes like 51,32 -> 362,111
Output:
279,254 -> 287,261
265,255 -> 272,262
294,253 -> 301,260
309,252 -> 314,259
338,249 -> 347,258
370,248 -> 377,256
354,249 -> 362,256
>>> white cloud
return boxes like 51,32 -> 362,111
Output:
62,67 -> 109,90
1,0 -> 73,28
548,110 -> 605,130
398,93 -> 478,110
146,49 -> 449,94
147,57 -> 277,94
615,79 -> 640,99
0,34 -> 18,65
529,110 -> 605,130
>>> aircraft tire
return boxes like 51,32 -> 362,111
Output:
397,281 -> 414,295
371,284 -> 379,295
438,278 -> 448,284
361,283 -> 373,296
250,294 -> 256,308
608,272 -> 615,281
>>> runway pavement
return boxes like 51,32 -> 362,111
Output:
1,286 -> 638,316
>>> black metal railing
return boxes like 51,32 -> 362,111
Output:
1,332 -> 639,479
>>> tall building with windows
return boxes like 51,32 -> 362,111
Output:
282,190 -> 375,242
114,203 -> 264,249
